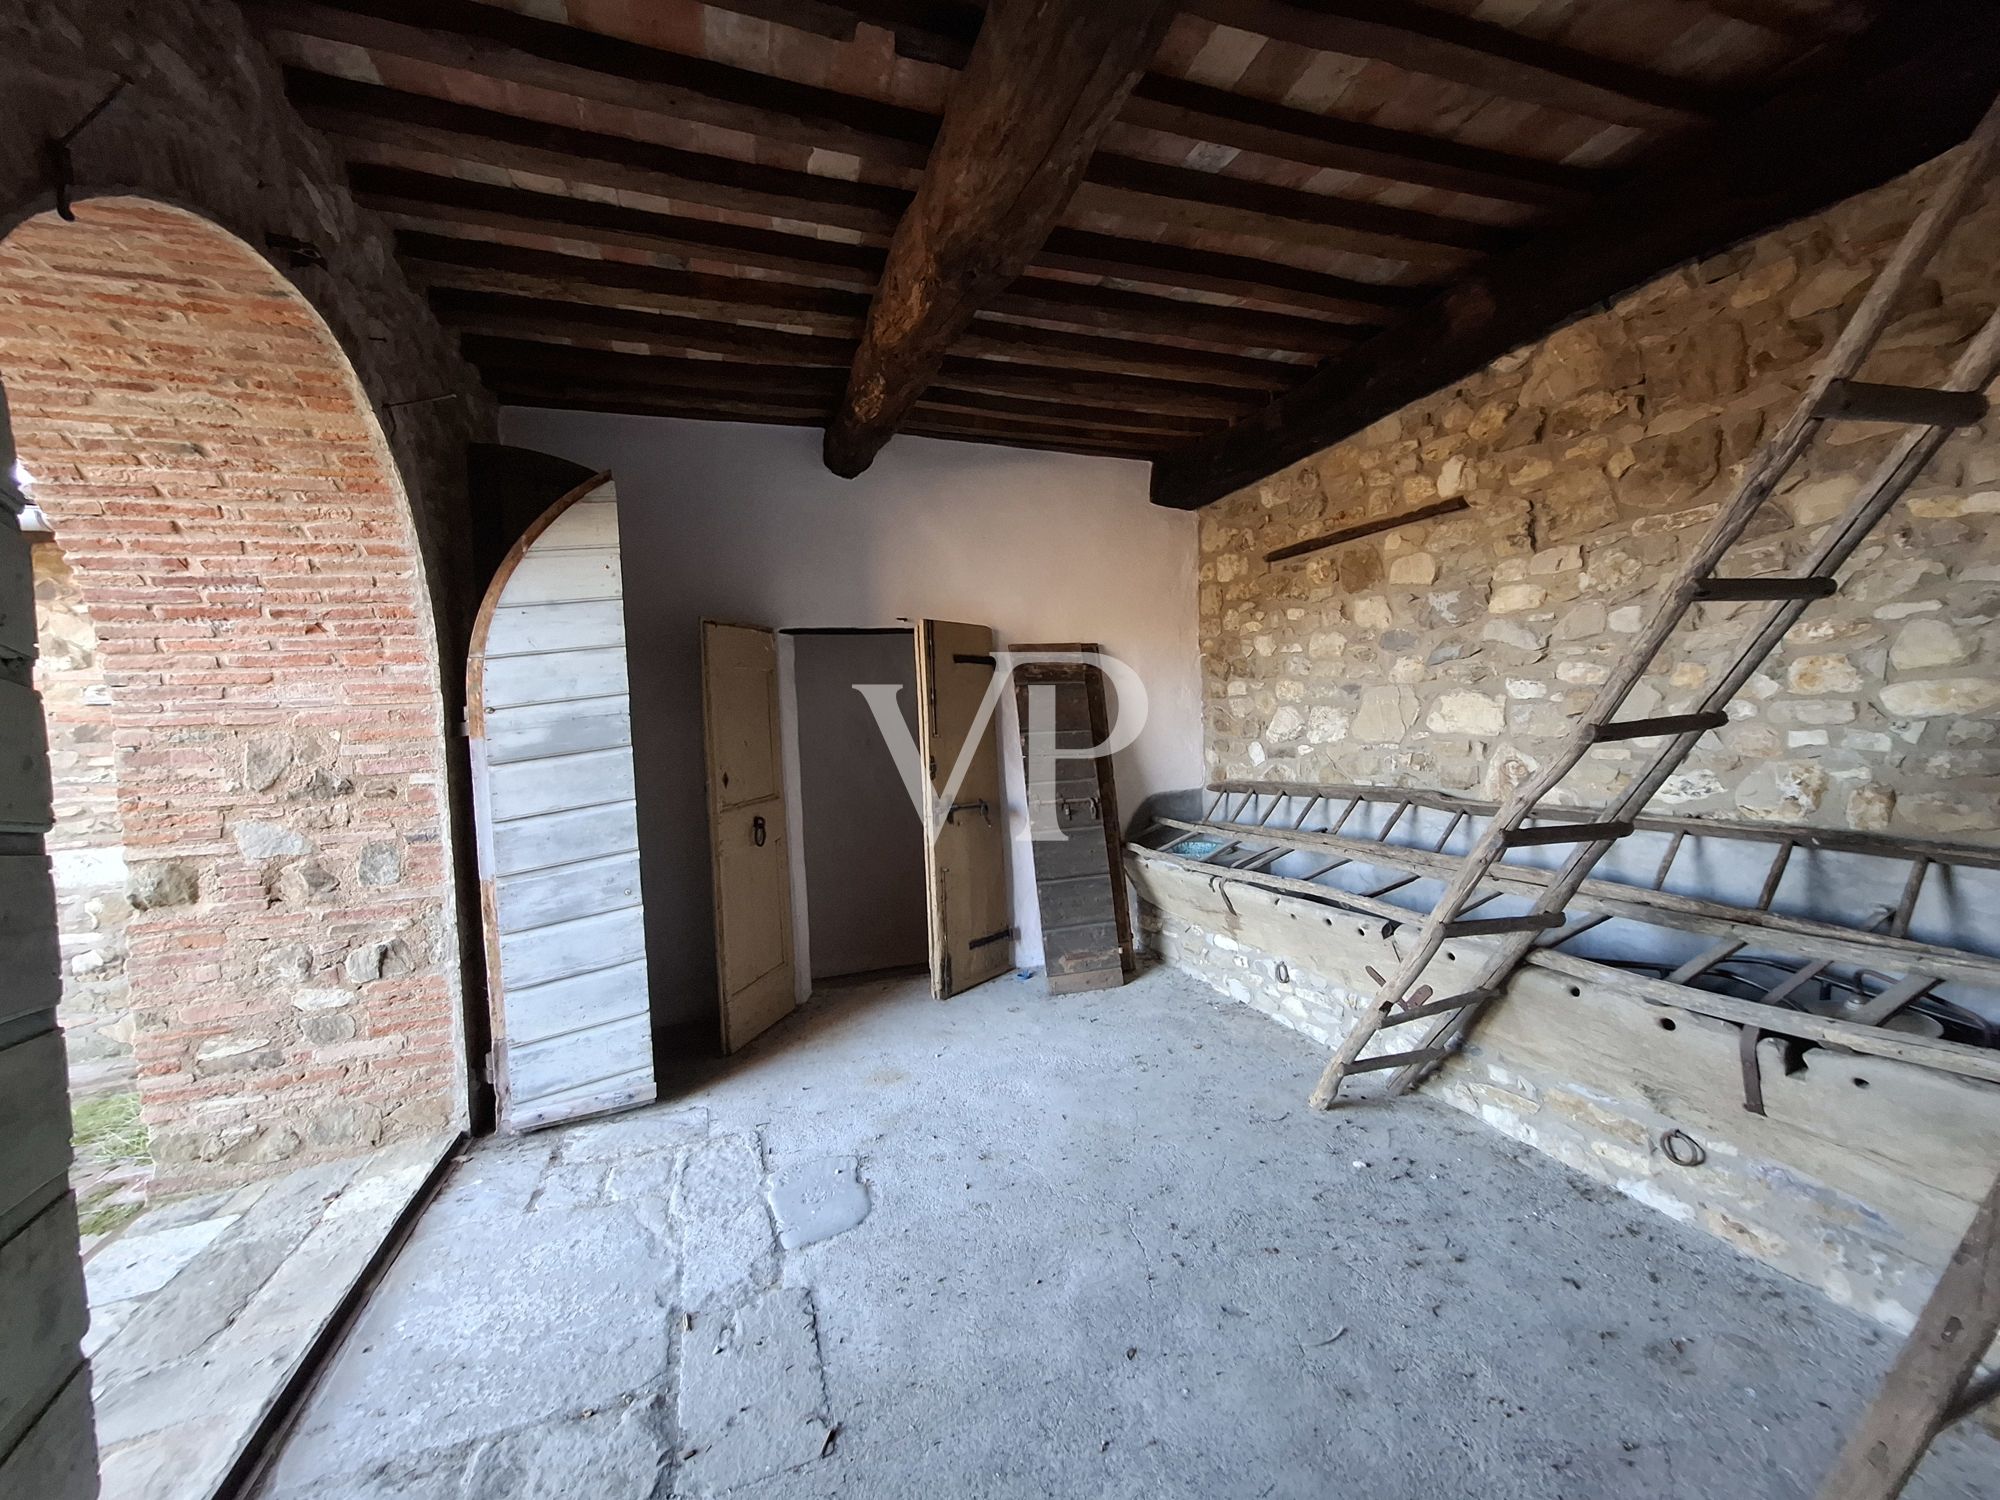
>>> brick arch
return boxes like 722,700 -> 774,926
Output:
0,197 -> 461,1184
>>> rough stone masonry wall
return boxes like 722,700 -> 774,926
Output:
1199,156 -> 2000,837
1,202 -> 459,1181
33,539 -> 132,1071
0,1 -> 498,1182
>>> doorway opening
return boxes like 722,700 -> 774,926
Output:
1,197 -> 462,1494
789,628 -> 927,986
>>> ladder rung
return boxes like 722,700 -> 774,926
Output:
1693,576 -> 1839,602
1380,989 -> 1498,1027
1501,820 -> 1635,848
1589,710 -> 1730,743
1343,1046 -> 1452,1076
1438,912 -> 1567,938
1816,379 -> 1989,429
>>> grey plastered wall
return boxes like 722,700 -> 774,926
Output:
791,632 -> 926,981
0,389 -> 96,1495
499,407 -> 1204,1038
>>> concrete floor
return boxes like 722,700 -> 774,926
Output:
255,967 -> 1998,1499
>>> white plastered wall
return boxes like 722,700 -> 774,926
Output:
498,409 -> 1202,1033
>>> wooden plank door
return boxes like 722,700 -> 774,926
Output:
469,474 -> 655,1132
916,620 -> 1013,999
0,382 -> 98,1497
1012,644 -> 1134,994
702,621 -> 797,1052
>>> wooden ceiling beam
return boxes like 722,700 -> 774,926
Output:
461,336 -> 846,395
495,391 -> 839,430
429,287 -> 859,366
469,341 -> 1207,444
360,164 -> 1418,360
286,70 -> 908,236
903,405 -> 1168,453
1072,156 -> 1513,264
398,230 -> 869,324
991,276 -> 1356,352
352,166 -> 883,284
823,0 -> 1182,476
1121,73 -> 1603,209
248,0 -> 935,168
1176,0 -> 1735,130
405,230 -> 1306,385
723,0 -> 983,67
1149,2 -> 2000,509
931,357 -> 1259,420
491,383 -> 836,423
262,0 -> 1604,226
703,0 -> 1734,126
956,321 -> 1306,388
363,165 -> 1418,325
916,388 -> 1219,438
1700,0 -> 1876,42
455,321 -> 1259,421
1032,227 -> 1422,321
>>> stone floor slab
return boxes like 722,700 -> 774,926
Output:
87,1135 -> 453,1500
679,1289 -> 830,1496
259,971 -> 2000,1499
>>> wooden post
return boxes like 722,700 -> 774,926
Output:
1816,1171 -> 2000,1500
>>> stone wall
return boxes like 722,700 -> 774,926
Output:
0,0 -> 500,1176
1199,154 -> 2000,837
1,201 -> 463,1183
32,538 -> 131,1071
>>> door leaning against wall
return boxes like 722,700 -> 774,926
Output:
468,473 -> 654,1132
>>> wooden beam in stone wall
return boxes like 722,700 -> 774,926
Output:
1148,1 -> 2000,511
820,0 -> 1180,478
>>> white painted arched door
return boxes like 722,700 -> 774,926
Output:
469,474 -> 653,1131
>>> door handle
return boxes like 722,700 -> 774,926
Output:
752,814 -> 767,847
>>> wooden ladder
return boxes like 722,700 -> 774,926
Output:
1310,93 -> 2000,1111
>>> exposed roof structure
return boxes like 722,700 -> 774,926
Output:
246,0 -> 2000,505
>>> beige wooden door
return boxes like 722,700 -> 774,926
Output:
916,620 -> 1013,999
701,621 -> 797,1052
469,475 -> 654,1132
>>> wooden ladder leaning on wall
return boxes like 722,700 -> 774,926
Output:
1307,90 -> 2000,1114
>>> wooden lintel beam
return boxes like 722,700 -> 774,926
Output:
821,0 -> 1181,477
1150,4 -> 2000,509
1176,0 -> 1734,129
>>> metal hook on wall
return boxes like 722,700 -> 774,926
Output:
46,77 -> 130,223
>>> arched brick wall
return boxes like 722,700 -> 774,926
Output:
0,199 -> 458,1182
